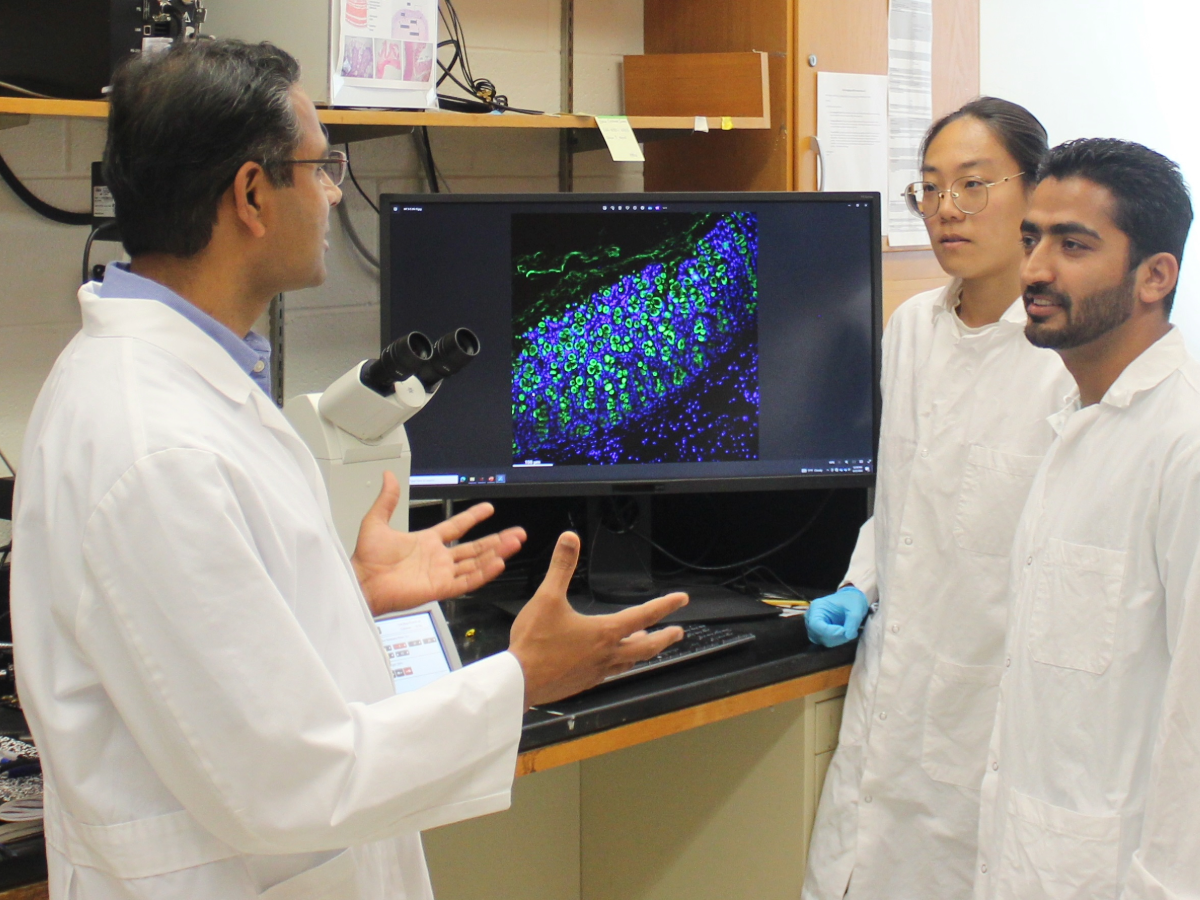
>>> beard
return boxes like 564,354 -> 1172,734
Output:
1024,270 -> 1138,350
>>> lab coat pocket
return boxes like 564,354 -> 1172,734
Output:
997,789 -> 1120,900
1029,539 -> 1125,675
920,657 -> 1002,788
952,445 -> 1043,557
259,848 -> 357,900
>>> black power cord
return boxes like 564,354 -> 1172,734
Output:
0,148 -> 92,226
343,143 -> 378,214
81,222 -> 120,285
436,0 -> 541,115
604,491 -> 837,574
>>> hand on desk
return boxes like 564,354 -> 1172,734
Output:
351,471 -> 527,616
510,532 -> 688,708
806,586 -> 869,647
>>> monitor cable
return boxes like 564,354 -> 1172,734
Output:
0,148 -> 93,226
611,489 -> 836,574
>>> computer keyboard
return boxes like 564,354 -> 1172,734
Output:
603,624 -> 756,683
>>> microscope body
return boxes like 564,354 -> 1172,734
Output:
284,362 -> 435,554
283,328 -> 477,556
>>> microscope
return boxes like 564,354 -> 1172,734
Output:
284,328 -> 478,554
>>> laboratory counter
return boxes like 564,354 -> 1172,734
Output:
445,592 -> 855,769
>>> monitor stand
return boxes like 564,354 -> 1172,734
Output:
578,496 -> 776,623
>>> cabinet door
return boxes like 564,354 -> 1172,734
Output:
643,0 -> 792,191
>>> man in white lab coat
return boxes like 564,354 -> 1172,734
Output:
803,99 -> 1075,899
10,40 -> 686,900
974,140 -> 1196,899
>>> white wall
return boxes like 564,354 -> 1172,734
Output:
980,0 -> 1200,351
0,0 -> 644,465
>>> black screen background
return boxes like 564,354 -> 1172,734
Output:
382,194 -> 878,494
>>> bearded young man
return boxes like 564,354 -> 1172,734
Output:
973,138 -> 1197,900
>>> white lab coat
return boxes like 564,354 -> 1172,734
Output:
976,327 -> 1200,900
10,288 -> 526,900
803,283 -> 1075,900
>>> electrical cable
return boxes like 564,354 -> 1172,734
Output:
0,443 -> 14,478
620,491 -> 836,574
417,127 -> 439,193
337,201 -> 379,270
0,149 -> 93,226
434,0 -> 541,115
81,221 -> 119,285
0,81 -> 52,100
343,144 -> 378,214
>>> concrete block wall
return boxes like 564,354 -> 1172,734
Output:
0,0 -> 644,468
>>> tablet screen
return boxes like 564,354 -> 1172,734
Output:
375,610 -> 454,694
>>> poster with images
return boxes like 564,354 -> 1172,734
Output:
338,0 -> 437,90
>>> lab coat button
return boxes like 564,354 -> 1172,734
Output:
890,623 -> 900,634
863,794 -> 873,804
981,863 -> 988,874
253,360 -> 266,373
919,448 -> 929,458
878,711 -> 887,721
992,761 -> 999,771
1025,556 -> 1033,566
1005,657 -> 1011,667
904,537 -> 913,546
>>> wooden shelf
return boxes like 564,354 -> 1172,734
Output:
0,97 -> 768,135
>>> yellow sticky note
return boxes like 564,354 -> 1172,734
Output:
594,116 -> 645,162
721,116 -> 734,131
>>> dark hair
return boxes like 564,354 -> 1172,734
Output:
921,96 -> 1048,186
1040,138 -> 1193,313
104,40 -> 304,258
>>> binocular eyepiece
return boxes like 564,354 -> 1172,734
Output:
360,328 -> 480,397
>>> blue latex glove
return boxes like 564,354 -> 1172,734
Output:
806,586 -> 870,647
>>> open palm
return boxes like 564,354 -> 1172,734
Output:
351,471 -> 526,616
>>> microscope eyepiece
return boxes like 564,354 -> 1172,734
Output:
360,331 -> 433,396
418,328 -> 480,388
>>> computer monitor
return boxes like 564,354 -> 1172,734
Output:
380,192 -> 881,504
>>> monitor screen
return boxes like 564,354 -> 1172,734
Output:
380,192 -> 881,499
375,610 -> 454,694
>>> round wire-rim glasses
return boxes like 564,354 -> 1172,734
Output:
903,172 -> 1025,219
285,149 -> 348,187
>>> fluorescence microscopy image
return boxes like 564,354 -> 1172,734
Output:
511,212 -> 760,466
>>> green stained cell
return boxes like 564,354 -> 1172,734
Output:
693,347 -> 704,367
599,323 -> 612,338
672,367 -> 686,386
647,297 -> 663,318
694,321 -> 708,341
604,382 -> 614,393
584,398 -> 596,410
534,408 -> 549,422
603,354 -> 615,366
586,359 -> 600,377
637,359 -> 646,369
609,335 -> 621,352
518,404 -> 528,413
571,375 -> 584,388
662,347 -> 672,364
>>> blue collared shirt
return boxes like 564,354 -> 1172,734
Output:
97,263 -> 273,396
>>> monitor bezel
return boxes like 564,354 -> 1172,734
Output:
379,191 -> 883,500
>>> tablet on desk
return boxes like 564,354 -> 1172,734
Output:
375,603 -> 462,695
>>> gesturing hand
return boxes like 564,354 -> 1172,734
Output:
509,531 -> 689,708
351,471 -> 527,616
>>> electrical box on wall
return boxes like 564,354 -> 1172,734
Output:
0,1 -> 207,100
204,0 -> 437,110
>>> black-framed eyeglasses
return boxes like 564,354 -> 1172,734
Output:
285,149 -> 348,186
902,172 -> 1025,219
